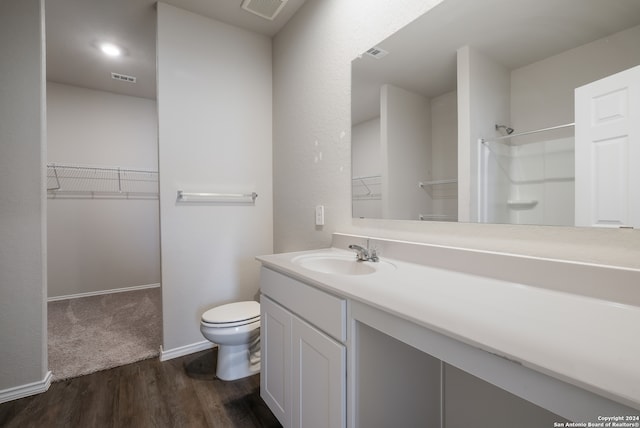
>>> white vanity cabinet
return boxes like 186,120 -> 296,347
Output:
260,267 -> 347,428
258,244 -> 640,426
260,296 -> 291,424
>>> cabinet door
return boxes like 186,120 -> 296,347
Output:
575,64 -> 640,227
261,296 -> 292,427
292,317 -> 346,428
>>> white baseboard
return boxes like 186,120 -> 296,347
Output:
160,340 -> 215,362
48,283 -> 161,302
0,371 -> 52,404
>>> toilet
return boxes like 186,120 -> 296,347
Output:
200,300 -> 261,381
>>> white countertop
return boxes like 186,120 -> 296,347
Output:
257,247 -> 640,410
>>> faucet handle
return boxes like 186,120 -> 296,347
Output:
348,244 -> 368,261
348,242 -> 379,262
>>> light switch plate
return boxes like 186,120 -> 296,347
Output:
315,205 -> 325,226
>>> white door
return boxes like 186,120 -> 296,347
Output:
261,296 -> 292,427
292,317 -> 346,428
575,64 -> 640,228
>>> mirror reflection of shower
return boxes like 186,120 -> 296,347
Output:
479,122 -> 576,227
495,124 -> 514,135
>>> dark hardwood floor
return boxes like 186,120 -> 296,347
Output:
0,350 -> 281,428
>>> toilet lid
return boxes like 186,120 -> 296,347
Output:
201,301 -> 260,325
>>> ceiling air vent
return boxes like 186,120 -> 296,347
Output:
111,72 -> 136,83
241,0 -> 288,21
364,47 -> 389,59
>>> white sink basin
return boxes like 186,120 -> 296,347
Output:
293,253 -> 395,275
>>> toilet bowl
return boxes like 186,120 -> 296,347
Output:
200,300 -> 261,381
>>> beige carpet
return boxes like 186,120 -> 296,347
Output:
48,287 -> 162,381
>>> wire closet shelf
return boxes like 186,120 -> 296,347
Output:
352,175 -> 382,201
47,163 -> 159,199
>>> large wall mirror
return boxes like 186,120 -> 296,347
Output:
351,0 -> 640,227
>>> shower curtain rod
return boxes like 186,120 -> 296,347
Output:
481,122 -> 574,144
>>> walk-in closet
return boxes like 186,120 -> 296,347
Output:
45,0 -> 161,380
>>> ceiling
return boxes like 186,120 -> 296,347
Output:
351,0 -> 640,125
45,0 -> 308,100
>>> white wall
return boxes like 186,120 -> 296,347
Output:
511,24 -> 640,133
353,89 -> 457,222
458,45 -> 511,223
157,3 -> 273,354
0,0 -> 48,396
356,323 -> 441,427
444,364 -> 562,427
430,90 -> 458,221
505,24 -> 640,227
351,118 -> 381,179
272,0 -> 640,269
46,83 -> 160,297
273,0 -> 445,252
381,84 -> 431,220
47,83 -> 158,169
352,117 -> 381,219
430,90 -> 457,183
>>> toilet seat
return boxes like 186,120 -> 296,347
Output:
199,300 -> 261,381
201,301 -> 260,328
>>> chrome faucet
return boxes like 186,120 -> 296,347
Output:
348,240 -> 379,262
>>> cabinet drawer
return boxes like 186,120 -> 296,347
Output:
260,267 -> 346,342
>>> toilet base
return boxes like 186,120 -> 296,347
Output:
216,343 -> 260,381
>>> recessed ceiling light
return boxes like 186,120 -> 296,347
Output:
100,43 -> 122,57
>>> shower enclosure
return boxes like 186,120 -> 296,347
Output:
478,123 -> 575,226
